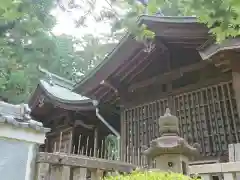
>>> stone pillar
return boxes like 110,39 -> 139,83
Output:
61,166 -> 71,180
91,169 -> 103,180
35,163 -> 50,180
49,165 -> 71,180
223,173 -> 235,180
72,167 -> 87,180
201,174 -> 212,180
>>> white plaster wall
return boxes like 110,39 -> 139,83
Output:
0,123 -> 47,180
0,138 -> 31,180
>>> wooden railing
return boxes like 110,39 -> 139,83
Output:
189,162 -> 240,180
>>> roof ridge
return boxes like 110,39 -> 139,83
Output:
38,66 -> 75,90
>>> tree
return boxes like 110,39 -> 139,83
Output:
0,0 -> 116,103
121,0 -> 240,42
0,0 -> 58,103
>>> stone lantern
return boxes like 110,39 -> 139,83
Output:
143,108 -> 199,175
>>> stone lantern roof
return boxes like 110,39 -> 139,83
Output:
143,108 -> 199,159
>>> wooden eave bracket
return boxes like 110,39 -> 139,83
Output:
128,61 -> 209,92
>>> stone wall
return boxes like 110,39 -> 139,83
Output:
0,101 -> 49,180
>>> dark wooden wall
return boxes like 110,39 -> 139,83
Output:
121,75 -> 240,165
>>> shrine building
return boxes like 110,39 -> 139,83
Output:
30,15 -> 240,165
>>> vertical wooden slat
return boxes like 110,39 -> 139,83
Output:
221,84 -> 233,144
120,110 -> 124,161
137,107 -> 140,165
125,110 -> 129,162
122,81 -> 239,161
153,102 -> 157,138
226,83 -> 239,142
210,87 -> 221,153
176,96 -> 183,137
215,85 -> 227,153
139,106 -> 143,166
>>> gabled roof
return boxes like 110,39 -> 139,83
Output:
73,15 -> 209,97
38,66 -> 75,90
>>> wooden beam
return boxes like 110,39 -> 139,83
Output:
114,48 -> 144,77
128,61 -> 209,92
100,80 -> 118,93
120,48 -> 156,81
127,50 -> 170,84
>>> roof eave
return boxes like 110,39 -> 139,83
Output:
73,15 -> 208,95
39,81 -> 93,104
199,38 -> 240,60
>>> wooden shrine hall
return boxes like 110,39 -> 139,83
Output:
30,15 -> 240,166
29,67 -> 120,158
73,16 -> 240,163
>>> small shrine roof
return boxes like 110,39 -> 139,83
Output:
39,79 -> 90,104
29,67 -> 95,112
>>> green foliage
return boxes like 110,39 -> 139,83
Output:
178,0 -> 240,42
105,134 -> 119,160
104,170 -> 198,180
0,0 -> 57,103
0,0 -> 115,103
122,0 -> 240,42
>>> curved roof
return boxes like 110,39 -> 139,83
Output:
199,38 -> 240,60
29,67 -> 94,111
39,80 -> 90,104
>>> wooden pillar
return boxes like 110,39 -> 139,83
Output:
231,58 -> 240,142
35,162 -> 50,180
120,107 -> 126,162
232,59 -> 240,113
93,127 -> 98,157
72,167 -> 87,180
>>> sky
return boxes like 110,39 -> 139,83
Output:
51,0 -> 113,38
